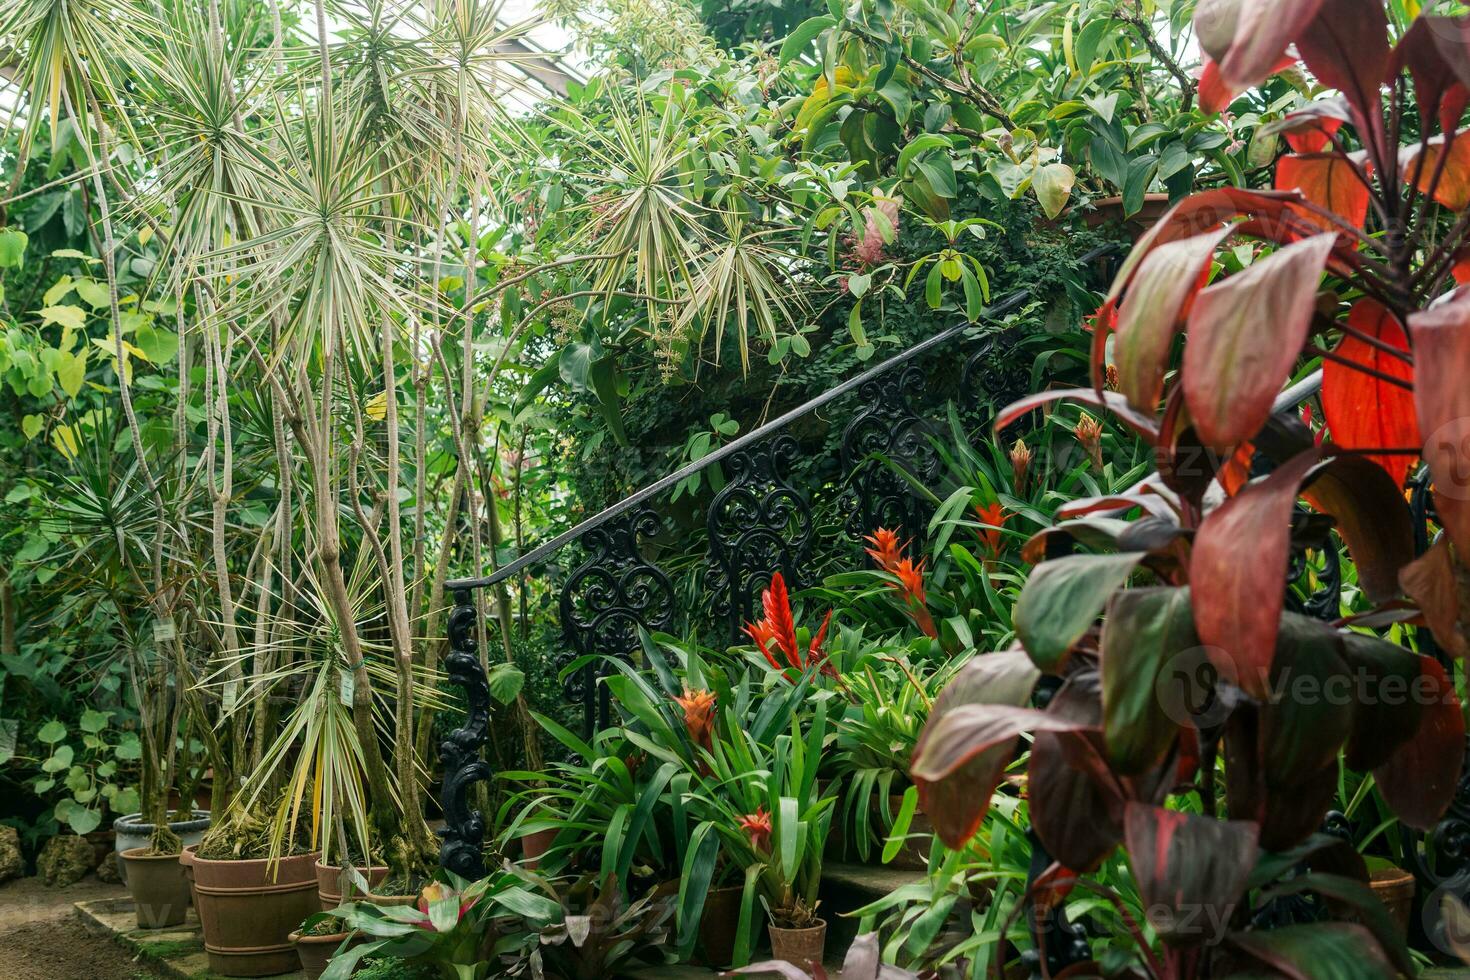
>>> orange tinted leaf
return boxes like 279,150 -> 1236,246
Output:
1406,135 -> 1470,210
1320,299 -> 1420,485
1374,656 -> 1466,830
1274,153 -> 1371,228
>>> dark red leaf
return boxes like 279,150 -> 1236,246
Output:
1296,0 -> 1390,148
1260,614 -> 1353,784
1228,923 -> 1399,979
1373,655 -> 1465,830
1399,536 -> 1468,659
1320,299 -> 1420,487
1191,450 -> 1319,698
1108,189 -> 1304,303
994,388 -> 1159,442
1182,234 -> 1336,452
909,705 -> 1082,848
1299,454 -> 1416,602
1029,674 -> 1124,872
1390,16 -> 1470,132
1201,0 -> 1323,94
1408,292 -> 1470,557
1114,227 -> 1232,413
1274,153 -> 1371,228
1337,631 -> 1424,771
1123,803 -> 1259,947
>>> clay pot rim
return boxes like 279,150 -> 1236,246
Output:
314,859 -> 390,873
113,810 -> 212,835
189,849 -> 320,867
120,846 -> 185,861
768,916 -> 828,933
289,929 -> 353,945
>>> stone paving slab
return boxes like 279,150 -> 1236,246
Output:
73,897 -> 306,980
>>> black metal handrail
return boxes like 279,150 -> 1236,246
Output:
446,241 -> 1126,593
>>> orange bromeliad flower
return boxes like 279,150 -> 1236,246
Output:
673,688 -> 717,752
863,527 -> 906,571
890,557 -> 938,639
744,571 -> 835,680
738,806 -> 773,852
864,528 -> 938,639
973,501 -> 1009,557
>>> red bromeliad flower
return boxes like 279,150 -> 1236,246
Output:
973,501 -> 1010,557
673,688 -> 717,752
744,571 -> 835,680
738,806 -> 773,852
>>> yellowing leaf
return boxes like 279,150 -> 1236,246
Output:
57,348 -> 87,399
364,390 -> 389,422
40,305 -> 86,332
137,225 -> 153,247
22,415 -> 42,440
51,424 -> 79,459
1033,163 -> 1076,220
43,275 -> 74,307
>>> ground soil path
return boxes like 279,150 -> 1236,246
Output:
0,875 -> 167,979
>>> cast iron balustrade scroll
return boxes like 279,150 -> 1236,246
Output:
706,434 -> 813,643
557,506 -> 676,737
437,588 -> 492,881
841,363 -> 943,545
435,243 -> 1125,877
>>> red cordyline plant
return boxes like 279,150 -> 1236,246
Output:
912,4 -> 1470,977
745,572 -> 837,681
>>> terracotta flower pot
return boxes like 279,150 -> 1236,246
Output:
768,917 -> 826,971
520,828 -> 557,870
314,860 -> 390,911
696,885 -> 743,967
290,929 -> 354,980
1370,866 -> 1416,937
364,889 -> 419,908
119,847 -> 191,929
191,850 -> 320,977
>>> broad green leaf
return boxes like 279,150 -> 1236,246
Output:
0,229 -> 27,268
1015,552 -> 1144,670
74,279 -> 109,308
1101,586 -> 1198,774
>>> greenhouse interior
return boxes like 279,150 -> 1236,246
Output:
3,0 -> 1470,978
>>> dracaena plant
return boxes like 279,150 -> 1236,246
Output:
910,4 -> 1470,976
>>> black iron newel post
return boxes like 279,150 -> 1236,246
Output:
438,587 -> 492,880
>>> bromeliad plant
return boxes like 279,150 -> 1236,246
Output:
911,4 -> 1470,975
